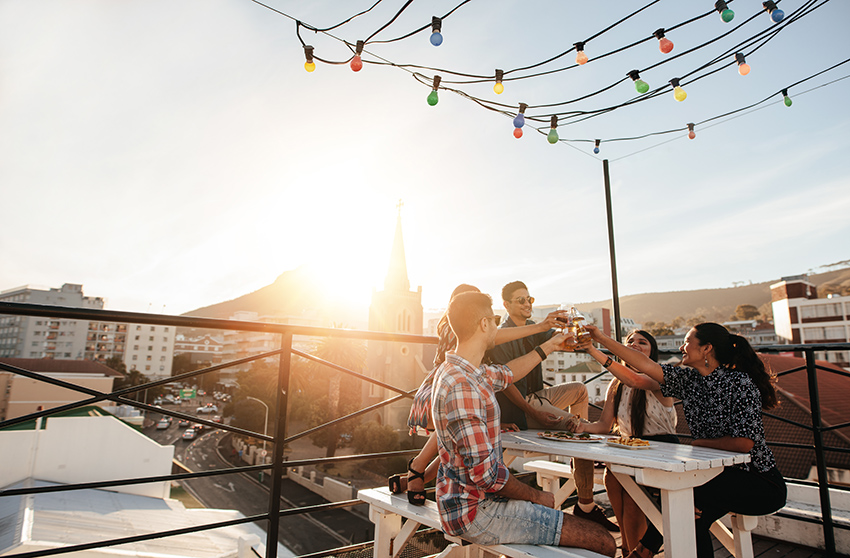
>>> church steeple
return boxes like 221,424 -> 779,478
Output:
384,200 -> 410,292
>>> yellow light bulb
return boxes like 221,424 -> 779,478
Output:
494,82 -> 504,94
673,86 -> 687,102
304,61 -> 316,73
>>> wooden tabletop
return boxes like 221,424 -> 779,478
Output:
501,430 -> 750,473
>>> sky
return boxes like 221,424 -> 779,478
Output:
1,0 -> 848,317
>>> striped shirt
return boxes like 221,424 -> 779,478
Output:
432,352 -> 513,536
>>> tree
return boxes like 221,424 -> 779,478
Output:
304,334 -> 366,457
686,315 -> 707,328
646,322 -> 675,337
734,304 -> 760,321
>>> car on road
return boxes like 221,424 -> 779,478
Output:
182,428 -> 196,441
196,405 -> 218,414
178,420 -> 190,428
156,419 -> 169,430
211,415 -> 222,423
192,423 -> 204,433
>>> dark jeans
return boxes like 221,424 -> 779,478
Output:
640,466 -> 786,558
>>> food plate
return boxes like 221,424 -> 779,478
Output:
537,431 -> 605,443
605,439 -> 653,450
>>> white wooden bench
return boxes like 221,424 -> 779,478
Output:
358,487 -> 609,558
523,459 -> 759,558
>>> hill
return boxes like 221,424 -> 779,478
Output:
575,264 -> 850,325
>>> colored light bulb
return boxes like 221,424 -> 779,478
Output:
738,62 -> 750,76
494,81 -> 504,94
430,32 -> 443,46
635,79 -> 649,94
674,86 -> 687,101
576,50 -> 588,65
303,45 -> 315,73
427,90 -> 439,106
782,89 -> 793,107
430,16 -> 443,46
513,128 -> 523,139
547,128 -> 559,144
770,8 -> 784,22
659,37 -> 674,54
687,123 -> 696,140
350,55 -> 362,72
513,114 -> 525,128
721,9 -> 735,22
593,147 -> 599,154
304,61 -> 316,72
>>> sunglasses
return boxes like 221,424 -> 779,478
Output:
510,296 -> 534,305
485,315 -> 502,326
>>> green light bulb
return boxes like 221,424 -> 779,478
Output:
721,9 -> 735,22
427,90 -> 439,106
784,95 -> 792,107
547,129 -> 559,144
635,79 -> 649,94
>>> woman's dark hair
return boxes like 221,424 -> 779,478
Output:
437,284 -> 480,338
613,330 -> 658,437
693,322 -> 777,410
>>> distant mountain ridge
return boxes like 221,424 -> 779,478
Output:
575,266 -> 850,324
183,264 -> 850,328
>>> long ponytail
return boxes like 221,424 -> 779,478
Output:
693,323 -> 778,410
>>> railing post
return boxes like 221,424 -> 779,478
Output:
266,333 -> 293,558
805,348 -> 835,555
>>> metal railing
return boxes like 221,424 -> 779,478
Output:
1,301 -> 849,557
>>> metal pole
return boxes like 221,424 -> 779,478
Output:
247,396 -> 269,453
602,159 -> 622,342
266,333 -> 292,558
805,349 -> 835,555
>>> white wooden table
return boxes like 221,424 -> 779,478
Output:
501,430 -> 751,558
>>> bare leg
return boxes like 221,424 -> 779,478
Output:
604,469 -> 628,548
560,512 -> 617,557
605,470 -> 646,553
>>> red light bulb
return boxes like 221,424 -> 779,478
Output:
350,55 -> 362,72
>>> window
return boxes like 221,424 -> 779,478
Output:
132,355 -> 138,361
149,336 -> 154,341
160,356 -> 166,361
145,365 -> 151,371
148,346 -> 153,351
146,355 -> 152,361
150,326 -> 155,332
161,346 -> 166,352
801,303 -> 843,319
134,345 -> 139,350
136,326 -> 141,331
164,327 -> 169,332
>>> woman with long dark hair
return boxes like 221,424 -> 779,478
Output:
580,322 -> 785,558
576,330 -> 677,554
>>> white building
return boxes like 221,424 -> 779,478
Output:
771,275 -> 850,369
0,283 -> 175,378
174,333 -> 224,365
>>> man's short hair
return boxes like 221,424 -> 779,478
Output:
501,280 -> 528,302
448,292 -> 494,342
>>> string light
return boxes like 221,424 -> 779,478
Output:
303,45 -> 316,73
782,88 -> 793,107
687,123 -> 696,139
654,29 -> 674,54
513,103 -> 527,139
763,1 -> 785,23
350,40 -> 364,72
735,53 -> 750,76
715,0 -> 735,23
427,76 -> 441,106
430,16 -> 443,46
670,77 -> 687,101
628,70 -> 650,94
574,42 -> 588,65
547,115 -> 559,144
593,139 -> 601,154
494,69 -> 504,94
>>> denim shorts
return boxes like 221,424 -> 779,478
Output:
462,498 -> 563,545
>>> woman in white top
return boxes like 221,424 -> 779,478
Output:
576,330 -> 677,555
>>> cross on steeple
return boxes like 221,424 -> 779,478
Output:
396,199 -> 404,216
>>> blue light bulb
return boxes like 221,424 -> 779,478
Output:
593,147 -> 600,154
770,8 -> 784,22
513,114 -> 525,128
430,32 -> 443,46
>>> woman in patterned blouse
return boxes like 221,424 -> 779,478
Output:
389,284 -> 563,504
582,322 -> 786,558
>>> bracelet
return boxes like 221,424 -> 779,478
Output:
534,346 -> 547,360
602,356 -> 613,368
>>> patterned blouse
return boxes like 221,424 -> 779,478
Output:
407,326 -> 457,431
660,364 -> 776,472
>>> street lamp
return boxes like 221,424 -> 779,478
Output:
245,396 -> 269,453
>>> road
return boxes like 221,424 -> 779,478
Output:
144,405 -> 374,555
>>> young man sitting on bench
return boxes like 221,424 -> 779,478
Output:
431,291 -> 616,557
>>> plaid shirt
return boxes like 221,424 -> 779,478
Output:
431,352 -> 513,536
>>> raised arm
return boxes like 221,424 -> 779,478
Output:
493,310 -> 565,346
505,332 -> 570,383
582,325 -> 664,384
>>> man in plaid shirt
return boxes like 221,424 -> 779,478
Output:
431,291 -> 615,556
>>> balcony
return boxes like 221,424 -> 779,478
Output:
0,301 -> 847,558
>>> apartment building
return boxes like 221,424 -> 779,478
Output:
772,275 -> 850,369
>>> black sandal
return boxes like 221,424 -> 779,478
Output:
387,471 -> 405,494
406,458 -> 427,506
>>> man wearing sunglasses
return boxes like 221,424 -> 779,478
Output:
487,280 -> 619,532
